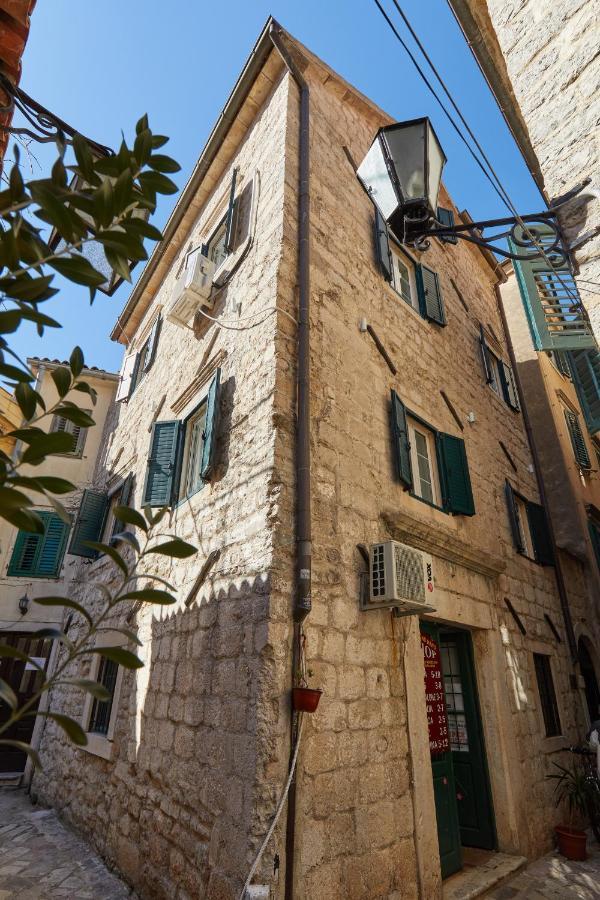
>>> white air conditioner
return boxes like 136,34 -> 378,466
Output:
167,252 -> 216,328
361,540 -> 436,614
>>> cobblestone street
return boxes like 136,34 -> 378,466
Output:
485,838 -> 600,899
0,788 -> 132,899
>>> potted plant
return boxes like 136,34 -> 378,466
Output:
547,761 -> 590,860
292,635 -> 322,713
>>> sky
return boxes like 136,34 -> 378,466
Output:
10,0 -> 543,374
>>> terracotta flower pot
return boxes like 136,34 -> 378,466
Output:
555,825 -> 587,861
292,687 -> 322,713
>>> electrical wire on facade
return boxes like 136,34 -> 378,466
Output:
195,303 -> 297,332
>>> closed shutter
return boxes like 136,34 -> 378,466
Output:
588,520 -> 600,572
479,324 -> 493,384
437,434 -> 474,515
526,502 -> 554,566
416,265 -> 446,325
116,351 -> 138,402
504,481 -> 525,553
120,473 -> 133,507
69,490 -> 109,558
143,420 -> 181,506
200,369 -> 221,482
8,512 -> 69,577
564,409 -> 591,468
374,208 -> 393,283
499,361 -> 520,411
144,315 -> 162,374
554,350 -> 571,378
436,206 -> 457,244
568,349 -> 600,435
224,168 -> 238,253
390,390 -> 413,489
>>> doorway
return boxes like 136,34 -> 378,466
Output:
421,622 -> 496,879
579,636 -> 600,723
0,632 -> 50,773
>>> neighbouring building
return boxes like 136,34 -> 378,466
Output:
32,20 -> 599,900
0,357 -> 118,777
447,0 -> 600,341
0,385 -> 20,456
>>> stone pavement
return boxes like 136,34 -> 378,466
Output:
486,835 -> 600,899
0,787 -> 133,899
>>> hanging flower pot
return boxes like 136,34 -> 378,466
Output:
555,826 -> 587,861
292,687 -> 322,713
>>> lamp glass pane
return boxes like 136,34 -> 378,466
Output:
427,121 -> 446,211
384,121 -> 426,203
357,137 -> 398,220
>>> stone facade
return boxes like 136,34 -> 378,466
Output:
33,24 -> 594,900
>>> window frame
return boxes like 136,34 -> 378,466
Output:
7,511 -> 70,579
407,415 -> 442,508
533,652 -> 562,738
102,475 -> 133,545
514,492 -> 535,560
177,399 -> 208,503
205,214 -> 228,271
389,240 -> 419,312
81,632 -> 125,760
50,412 -> 89,457
563,406 -> 591,470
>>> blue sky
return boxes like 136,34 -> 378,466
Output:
11,0 -> 542,373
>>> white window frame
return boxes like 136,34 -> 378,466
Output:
101,478 -> 129,544
389,243 -> 419,312
407,417 -> 441,507
51,412 -> 89,457
80,631 -> 125,760
178,399 -> 208,502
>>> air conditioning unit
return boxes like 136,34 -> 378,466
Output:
361,540 -> 436,614
167,252 -> 216,328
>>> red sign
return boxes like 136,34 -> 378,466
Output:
421,631 -> 449,755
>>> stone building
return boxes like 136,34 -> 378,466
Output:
33,20 -> 597,899
448,0 -> 600,340
0,357 -> 118,777
0,385 -> 20,456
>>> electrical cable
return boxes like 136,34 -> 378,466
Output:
238,715 -> 304,900
194,303 -> 296,332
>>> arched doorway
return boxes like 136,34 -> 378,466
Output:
578,636 -> 600,723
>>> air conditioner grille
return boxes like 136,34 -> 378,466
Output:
393,544 -> 425,602
371,543 -> 385,597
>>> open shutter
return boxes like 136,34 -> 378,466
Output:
437,434 -> 474,515
224,168 -> 238,253
505,481 -> 525,553
567,349 -> 600,435
144,315 -> 162,374
38,514 -> 70,575
416,265 -> 446,325
553,350 -> 571,378
120,473 -> 133,507
7,524 -> 43,576
588,520 -> 600,572
200,369 -> 221,482
374,208 -> 393,283
526,502 -> 554,566
499,361 -> 520,411
479,325 -> 493,384
69,490 -> 108,558
564,410 -> 591,469
436,206 -> 457,244
143,420 -> 181,506
116,351 -> 138,402
390,390 -> 413,489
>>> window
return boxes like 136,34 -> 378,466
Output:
143,369 -> 221,507
547,350 -> 571,378
479,326 -> 519,410
116,315 -> 162,403
206,219 -> 228,270
391,391 -> 475,516
589,519 -> 600,573
69,490 -> 109,559
568,348 -> 600,435
390,244 -> 418,311
505,481 -> 554,565
7,512 -> 70,578
103,475 -> 133,543
87,657 -> 119,736
51,413 -> 88,456
533,653 -> 561,737
564,408 -> 591,469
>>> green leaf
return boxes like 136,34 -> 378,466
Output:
113,505 -> 147,532
110,530 -> 140,553
69,346 -> 84,377
0,677 -> 17,709
21,431 -> 77,464
33,712 -> 87,746
136,113 -> 149,135
133,128 -> 152,167
29,181 -> 75,242
9,159 -> 24,201
15,382 -> 37,420
104,246 -> 131,283
50,366 -> 71,398
32,596 -> 92,625
72,133 -> 95,182
113,170 -> 133,215
0,310 -> 21,334
32,627 -> 72,648
54,403 -> 95,427
98,626 -> 142,647
148,155 -> 181,174
119,589 -> 175,604
138,171 -> 178,195
49,256 -> 107,287
0,486 -> 34,511
93,177 -> 115,228
147,539 -> 197,559
8,426 -> 45,443
97,229 -> 146,261
72,382 -> 98,405
91,646 -> 143,669
0,645 -> 43,668
83,541 -> 129,576
0,362 -> 33,382
0,740 -> 41,770
44,492 -> 72,525
0,506 -> 45,533
0,275 -> 56,302
122,218 -> 163,243
26,476 -> 74,495
61,678 -> 111,701
143,505 -> 168,527
151,135 -> 169,149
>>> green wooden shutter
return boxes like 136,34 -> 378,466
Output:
564,409 -> 591,469
200,369 -> 221,482
143,420 -> 181,506
224,168 -> 238,253
499,361 -> 520,411
120,473 -> 133,507
437,434 -> 474,515
416,265 -> 446,325
510,227 -> 595,351
526,502 -> 554,566
567,349 -> 600,435
8,512 -> 69,577
7,524 -> 44,576
436,206 -> 457,244
374,208 -> 393,282
553,350 -> 571,378
390,390 -> 413,489
144,315 -> 162,373
69,490 -> 109,558
128,352 -> 142,399
588,520 -> 600,572
504,481 -> 525,553
479,324 -> 493,384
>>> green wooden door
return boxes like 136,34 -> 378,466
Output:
440,630 -> 496,850
420,622 -> 462,879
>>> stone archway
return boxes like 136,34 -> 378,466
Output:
578,636 -> 600,723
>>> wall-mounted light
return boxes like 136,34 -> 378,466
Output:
18,594 -> 30,616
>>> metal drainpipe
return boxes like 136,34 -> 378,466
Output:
269,24 -> 311,900
494,283 -> 578,661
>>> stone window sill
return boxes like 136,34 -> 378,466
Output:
79,732 -> 114,760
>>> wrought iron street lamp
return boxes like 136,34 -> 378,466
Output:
357,117 -> 587,264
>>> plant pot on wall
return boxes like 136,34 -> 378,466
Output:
555,825 -> 587,861
292,687 -> 322,713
